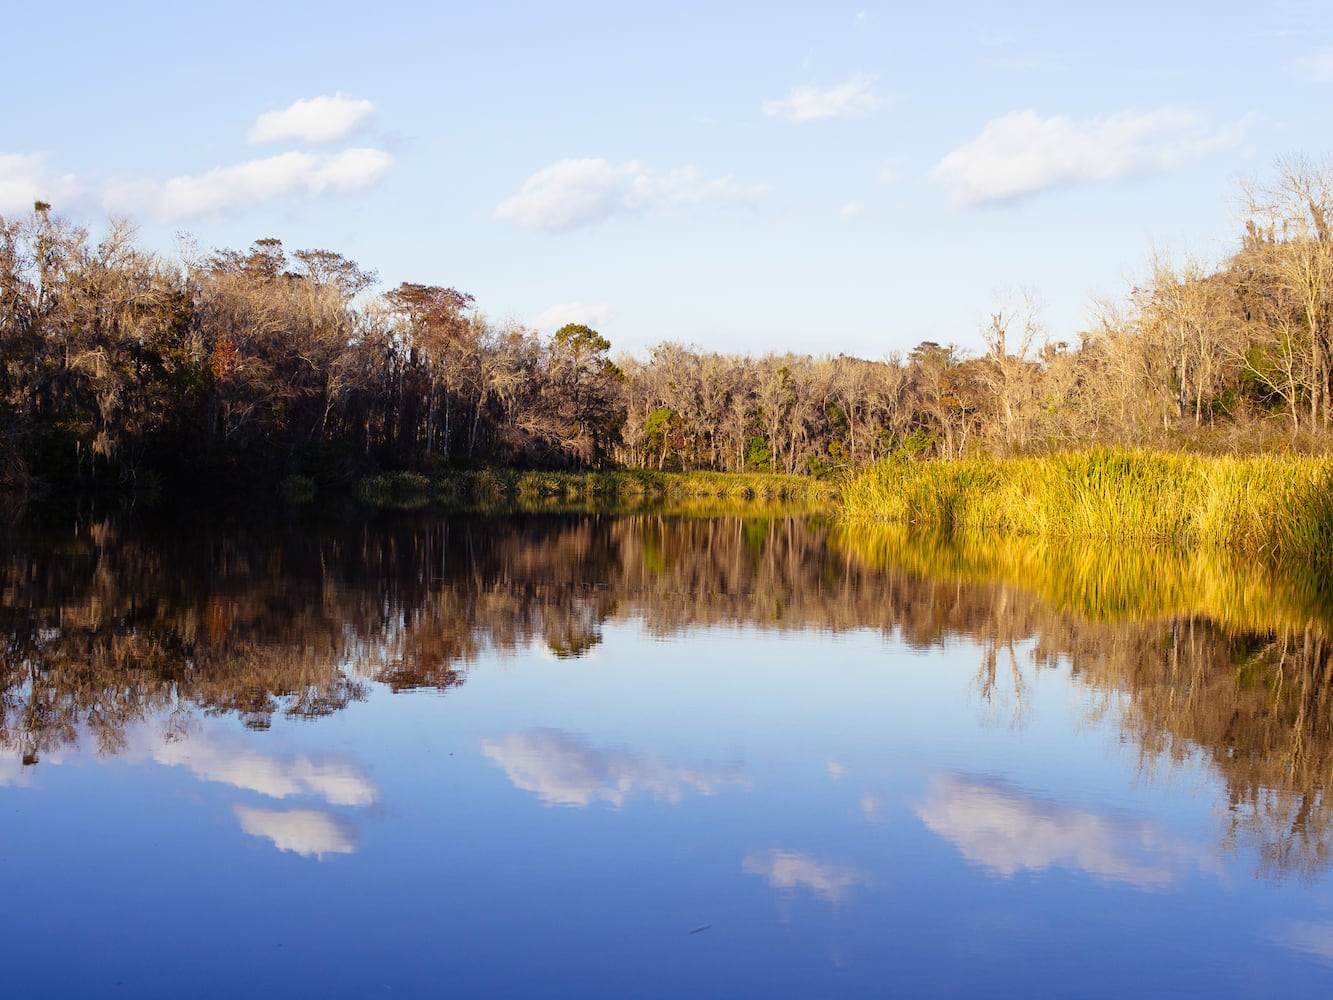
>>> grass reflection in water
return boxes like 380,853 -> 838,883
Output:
3,509 -> 1333,881
838,521 -> 1333,883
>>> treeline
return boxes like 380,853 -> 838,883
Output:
627,156 -> 1333,465
0,210 -> 632,494
0,204 -> 931,492
7,156 -> 1333,496
611,149 -> 1333,466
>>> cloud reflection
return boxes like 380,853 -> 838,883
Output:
1275,921 -> 1333,966
234,806 -> 357,859
915,774 -> 1216,888
481,728 -> 744,807
742,850 -> 867,902
0,751 -> 34,788
155,733 -> 376,807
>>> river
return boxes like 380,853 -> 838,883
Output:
3,508 -> 1332,997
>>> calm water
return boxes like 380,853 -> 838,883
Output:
4,509 -> 1333,997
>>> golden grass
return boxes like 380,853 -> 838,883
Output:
839,449 -> 1333,565
833,520 -> 1333,631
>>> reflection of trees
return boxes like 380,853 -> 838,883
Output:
1072,618 -> 1333,884
5,511 -> 1333,880
0,517 -> 381,752
0,512 -> 902,763
842,523 -> 1333,883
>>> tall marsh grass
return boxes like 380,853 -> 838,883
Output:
839,449 -> 1333,565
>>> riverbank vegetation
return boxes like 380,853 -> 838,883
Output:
353,468 -> 836,514
840,449 -> 1333,564
8,156 -> 1333,504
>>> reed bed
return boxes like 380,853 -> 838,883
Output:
839,449 -> 1333,565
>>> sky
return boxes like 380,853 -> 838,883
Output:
5,0 -> 1333,360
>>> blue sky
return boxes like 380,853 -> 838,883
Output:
6,1 -> 1333,359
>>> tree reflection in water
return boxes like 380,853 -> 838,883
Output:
3,509 -> 1333,880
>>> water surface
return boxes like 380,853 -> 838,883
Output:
3,511 -> 1333,997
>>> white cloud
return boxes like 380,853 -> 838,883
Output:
854,10 -> 869,25
481,728 -> 745,807
933,108 -> 1247,207
248,93 -> 376,144
840,201 -> 867,219
496,159 -> 625,232
494,158 -> 766,233
155,733 -> 377,806
105,148 -> 393,222
534,302 -> 615,332
742,849 -> 866,902
763,74 -> 882,123
0,153 -> 86,215
878,160 -> 899,185
1295,49 -> 1333,82
915,774 -> 1218,888
311,147 -> 393,190
234,805 -> 357,859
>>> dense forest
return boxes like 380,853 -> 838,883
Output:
7,156 -> 1333,498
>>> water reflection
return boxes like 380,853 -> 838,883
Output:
0,764 -> 31,792
4,510 -> 1333,883
154,730 -> 377,806
741,850 -> 868,902
1277,922 -> 1333,967
482,728 -> 745,807
234,805 -> 358,859
915,774 -> 1218,888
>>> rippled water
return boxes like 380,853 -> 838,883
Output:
4,510 -> 1333,997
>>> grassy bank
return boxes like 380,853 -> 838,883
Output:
355,468 -> 837,514
839,449 -> 1333,564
